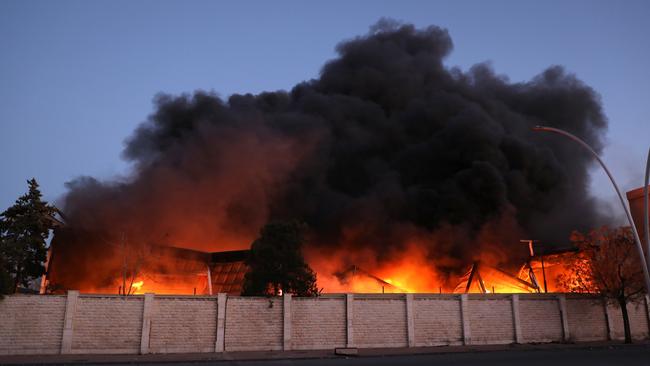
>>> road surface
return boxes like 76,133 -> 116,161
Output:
80,345 -> 649,366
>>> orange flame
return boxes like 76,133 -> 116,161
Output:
131,280 -> 144,293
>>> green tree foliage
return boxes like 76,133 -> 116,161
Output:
242,221 -> 318,297
0,179 -> 57,294
0,256 -> 12,297
558,226 -> 646,343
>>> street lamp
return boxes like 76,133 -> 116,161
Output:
532,126 -> 650,295
643,149 -> 650,274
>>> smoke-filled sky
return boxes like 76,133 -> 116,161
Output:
1,0 -> 649,222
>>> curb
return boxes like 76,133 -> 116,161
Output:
1,341 -> 649,365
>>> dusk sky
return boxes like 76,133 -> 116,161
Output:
1,0 -> 649,222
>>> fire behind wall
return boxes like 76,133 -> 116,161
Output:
52,20 -> 609,293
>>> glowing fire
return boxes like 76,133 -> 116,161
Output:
55,234 -> 582,296
68,249 -> 581,296
86,248 -> 579,296
77,274 -> 213,296
307,243 -> 447,293
308,244 -> 579,294
131,281 -> 144,293
70,254 -> 580,296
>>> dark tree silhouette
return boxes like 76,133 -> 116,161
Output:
0,256 -> 12,297
0,179 -> 57,293
242,221 -> 318,297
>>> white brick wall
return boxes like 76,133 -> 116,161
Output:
628,299 -> 650,340
71,295 -> 143,353
519,297 -> 563,342
353,296 -> 408,348
0,295 -> 66,355
149,297 -> 217,353
1,292 -> 647,355
566,297 -> 608,341
413,296 -> 463,346
291,296 -> 346,350
606,299 -> 649,341
468,296 -> 514,345
224,297 -> 283,351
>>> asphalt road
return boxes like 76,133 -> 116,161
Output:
90,346 -> 649,366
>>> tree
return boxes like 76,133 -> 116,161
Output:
0,179 -> 57,293
558,226 -> 646,343
116,231 -> 147,296
0,256 -> 12,297
242,221 -> 318,297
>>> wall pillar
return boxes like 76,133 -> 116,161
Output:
558,295 -> 570,341
405,294 -> 415,347
139,293 -> 154,354
215,293 -> 227,352
283,294 -> 292,351
346,294 -> 354,347
603,299 -> 615,341
511,295 -> 523,343
60,290 -> 79,354
460,294 -> 471,345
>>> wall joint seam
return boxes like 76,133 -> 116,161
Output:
512,294 -> 523,344
346,294 -> 354,348
283,294 -> 292,351
215,293 -> 227,352
603,299 -> 614,341
460,294 -> 471,345
60,290 -> 79,354
139,293 -> 154,355
557,295 -> 570,342
405,294 -> 415,347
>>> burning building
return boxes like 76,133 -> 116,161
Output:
627,185 -> 650,245
48,21 -> 611,295
43,226 -> 250,295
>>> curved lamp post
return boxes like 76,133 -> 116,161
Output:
532,126 -> 650,295
643,149 -> 650,274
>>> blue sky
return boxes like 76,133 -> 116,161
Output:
1,0 -> 649,222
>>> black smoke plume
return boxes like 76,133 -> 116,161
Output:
56,20 -> 607,288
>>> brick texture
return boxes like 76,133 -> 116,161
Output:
224,297 -> 283,351
0,295 -> 66,354
149,297 -> 217,353
628,300 -> 650,340
566,298 -> 608,341
1,292 -> 647,355
519,298 -> 563,342
353,297 -> 407,348
606,300 -> 649,341
468,297 -> 514,344
413,296 -> 463,346
71,296 -> 143,353
291,297 -> 346,350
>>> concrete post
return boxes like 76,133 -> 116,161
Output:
346,294 -> 354,348
139,293 -> 154,354
460,294 -> 471,345
283,294 -> 292,351
405,294 -> 415,347
60,290 -> 79,354
511,294 -> 523,344
215,293 -> 227,352
558,295 -> 570,341
603,299 -> 614,341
